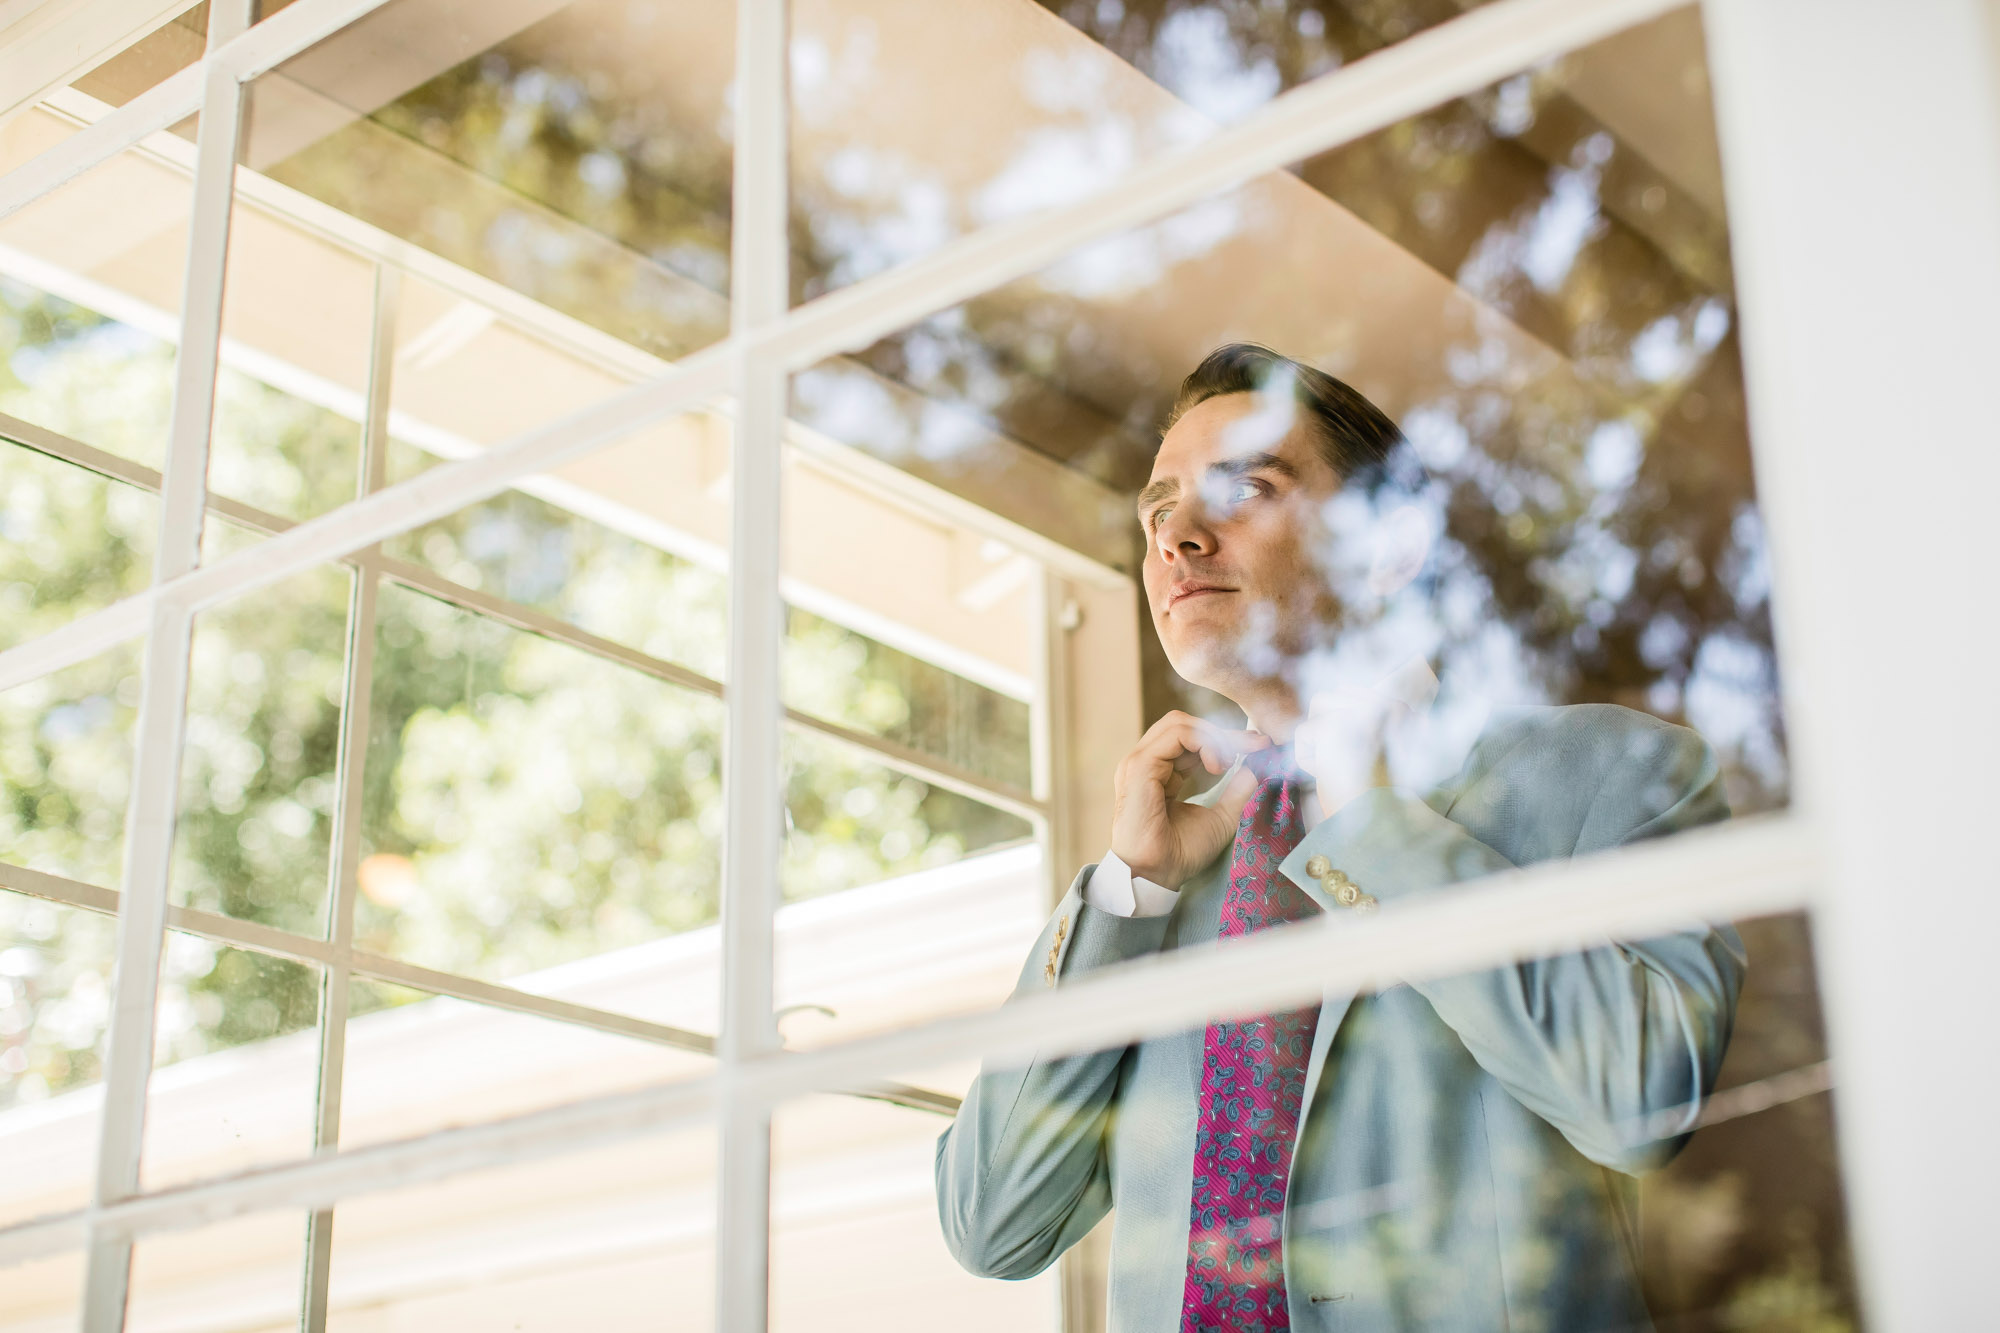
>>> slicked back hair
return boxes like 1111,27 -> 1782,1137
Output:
1164,343 -> 1424,497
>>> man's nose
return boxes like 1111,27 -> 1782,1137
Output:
1155,503 -> 1215,563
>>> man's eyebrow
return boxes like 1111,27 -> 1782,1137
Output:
1135,476 -> 1179,518
1135,453 -> 1298,521
1211,451 -> 1298,481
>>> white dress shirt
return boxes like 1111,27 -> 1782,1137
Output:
1083,787 -> 1328,919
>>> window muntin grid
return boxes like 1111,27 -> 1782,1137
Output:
0,0 -> 1856,1330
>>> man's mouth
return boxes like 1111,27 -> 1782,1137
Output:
1166,582 -> 1235,610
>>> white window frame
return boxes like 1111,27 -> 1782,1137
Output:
0,0 -> 1995,1328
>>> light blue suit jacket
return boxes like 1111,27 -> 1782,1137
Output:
936,704 -> 1746,1331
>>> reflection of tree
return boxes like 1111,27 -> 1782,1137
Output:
267,48 -> 732,360
0,284 -> 1025,1108
10,10 -> 1843,1323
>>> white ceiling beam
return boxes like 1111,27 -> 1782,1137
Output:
0,0 -> 196,130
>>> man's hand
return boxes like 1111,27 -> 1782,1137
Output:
1110,711 -> 1268,888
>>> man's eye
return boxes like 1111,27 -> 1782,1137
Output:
1229,480 -> 1260,504
1149,503 -> 1175,530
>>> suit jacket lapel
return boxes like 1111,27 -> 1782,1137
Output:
1277,845 -> 1359,1150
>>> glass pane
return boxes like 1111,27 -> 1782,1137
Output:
380,273 -> 675,469
912,908 -> 1853,1329
0,1251 -> 83,1331
173,560 -> 352,938
339,976 -> 710,1150
778,454 -> 1035,791
204,186 -> 373,525
1641,910 -> 1856,1327
792,2 -> 1778,833
0,890 -> 115,1229
771,1087 -> 1059,1333
775,427 -> 1046,1037
0,439 -> 157,657
789,0 -> 1507,301
128,1208 -> 309,1332
66,4 -> 209,110
327,1132 -> 710,1329
143,934 -> 320,1189
783,8 -> 1839,1327
379,407 -> 732,683
0,128 -> 195,473
776,731 -> 1035,1051
358,580 -> 724,1027
0,642 -> 141,888
244,0 -> 735,361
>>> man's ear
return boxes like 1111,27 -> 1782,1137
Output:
1365,503 -> 1434,596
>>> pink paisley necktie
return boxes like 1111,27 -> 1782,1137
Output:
1180,749 -> 1321,1333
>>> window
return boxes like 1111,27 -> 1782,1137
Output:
1,0 -> 1993,1330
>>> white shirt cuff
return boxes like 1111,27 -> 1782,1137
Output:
1083,850 -> 1181,918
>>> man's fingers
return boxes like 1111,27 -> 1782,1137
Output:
1135,712 -> 1267,764
1211,763 -> 1262,824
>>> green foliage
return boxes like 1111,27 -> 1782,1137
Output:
0,280 -> 1027,1107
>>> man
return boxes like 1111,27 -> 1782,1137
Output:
935,344 -> 1744,1331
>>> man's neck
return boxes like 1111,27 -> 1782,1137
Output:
1237,686 -> 1304,742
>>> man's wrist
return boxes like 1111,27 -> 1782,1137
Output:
1089,851 -> 1181,918
1120,857 -> 1173,886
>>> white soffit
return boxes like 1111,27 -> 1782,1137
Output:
0,0 -> 198,131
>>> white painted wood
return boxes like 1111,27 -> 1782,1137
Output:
1704,2 -> 2000,1326
300,262 -> 397,1332
81,6 -> 248,1316
716,0 -> 790,1323
0,815 -> 1819,1274
0,0 -> 194,131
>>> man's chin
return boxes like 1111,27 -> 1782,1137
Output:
1163,634 -> 1249,695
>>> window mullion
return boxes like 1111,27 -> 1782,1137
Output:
300,261 -> 399,1333
80,3 -> 254,1328
1703,1 -> 2000,1323
716,0 -> 790,1327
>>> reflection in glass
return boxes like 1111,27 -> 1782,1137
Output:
1640,912 -> 1855,1327
787,0 -> 1507,299
326,1134 -> 705,1328
772,1090 -> 1059,1332
0,127 -> 193,472
340,977 -> 709,1149
782,728 -> 1031,905
142,936 -> 320,1189
381,423 -> 732,682
246,0 -> 735,359
795,8 -> 1831,1329
173,560 -> 352,938
0,891 -> 114,1228
0,639 -> 141,889
65,5 -> 210,111
795,7 -> 1779,815
205,197 -> 372,525
127,1210 -> 309,1332
359,581 -> 725,988
0,1251 -> 82,1330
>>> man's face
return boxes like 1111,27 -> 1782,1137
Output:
1138,391 -> 1344,699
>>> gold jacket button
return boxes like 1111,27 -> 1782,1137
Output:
1333,881 -> 1362,908
1305,855 -> 1331,879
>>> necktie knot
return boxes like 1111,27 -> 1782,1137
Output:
1244,742 -> 1301,786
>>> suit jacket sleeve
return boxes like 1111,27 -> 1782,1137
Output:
1288,710 -> 1747,1175
934,866 -> 1174,1278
